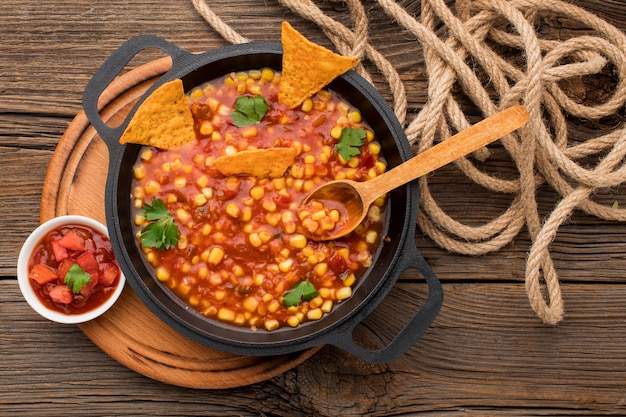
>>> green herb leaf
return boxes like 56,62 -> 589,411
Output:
231,95 -> 269,127
64,263 -> 92,293
282,280 -> 319,307
336,127 -> 366,160
140,198 -> 180,250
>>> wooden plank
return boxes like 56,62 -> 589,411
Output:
2,280 -> 625,415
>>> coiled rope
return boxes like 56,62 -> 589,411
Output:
191,0 -> 626,325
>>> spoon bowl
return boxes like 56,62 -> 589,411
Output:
302,105 -> 530,240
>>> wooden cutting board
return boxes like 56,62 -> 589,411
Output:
40,57 -> 321,389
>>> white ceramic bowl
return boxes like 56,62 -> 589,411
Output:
17,215 -> 125,324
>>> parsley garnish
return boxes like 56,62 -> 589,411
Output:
140,198 -> 180,250
282,280 -> 319,307
231,95 -> 269,127
64,263 -> 92,293
336,127 -> 366,160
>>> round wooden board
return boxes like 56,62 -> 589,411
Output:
40,57 -> 321,389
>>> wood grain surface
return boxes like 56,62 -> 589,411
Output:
2,0 -> 626,415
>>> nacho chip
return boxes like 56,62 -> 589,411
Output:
120,79 -> 195,149
212,147 -> 298,179
278,21 -> 358,109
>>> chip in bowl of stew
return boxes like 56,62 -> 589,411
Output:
17,215 -> 125,324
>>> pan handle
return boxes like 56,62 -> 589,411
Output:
327,243 -> 443,364
82,35 -> 191,148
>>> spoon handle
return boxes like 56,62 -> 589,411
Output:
361,105 -> 529,204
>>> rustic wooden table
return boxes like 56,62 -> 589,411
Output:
2,0 -> 626,415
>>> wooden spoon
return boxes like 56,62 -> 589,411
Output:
301,105 -> 530,240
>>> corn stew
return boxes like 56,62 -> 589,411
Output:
131,69 -> 387,331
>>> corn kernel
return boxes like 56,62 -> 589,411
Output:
226,202 -> 240,218
202,187 -> 214,199
208,247 -> 225,265
249,70 -> 261,80
264,319 -> 280,331
321,299 -> 333,313
250,186 -> 264,200
241,207 -> 252,222
134,214 -> 145,226
330,125 -> 343,139
366,230 -> 378,244
133,164 -> 146,180
289,234 -> 307,249
224,75 -> 236,87
343,273 -> 356,287
243,296 -> 259,313
176,208 -> 191,224
267,299 -> 281,314
197,266 -> 208,279
279,258 -> 293,272
188,296 -> 200,307
259,229 -> 272,243
177,235 -> 188,250
348,110 -> 362,123
215,290 -> 226,301
249,233 -> 263,248
141,149 -> 153,161
241,126 -> 257,138
218,307 -> 235,322
265,212 -> 280,226
174,177 -> 187,188
260,68 -> 275,82
291,164 -> 304,179
309,296 -> 323,309
315,262 -> 328,277
262,199 -> 276,212
287,315 -> 301,327
200,120 -> 213,135
156,267 -> 170,282
144,180 -> 160,195
194,194 -> 207,207
307,308 -> 323,320
336,287 -> 352,300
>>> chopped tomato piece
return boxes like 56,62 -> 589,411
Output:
49,285 -> 73,304
100,263 -> 120,286
58,229 -> 86,251
29,263 -> 58,285
50,240 -> 69,262
56,259 -> 74,281
79,280 -> 96,298
76,252 -> 98,273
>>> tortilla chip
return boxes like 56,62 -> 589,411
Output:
120,79 -> 195,149
278,21 -> 358,109
212,147 -> 298,179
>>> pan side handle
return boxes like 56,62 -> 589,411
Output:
82,35 -> 191,149
327,243 -> 443,364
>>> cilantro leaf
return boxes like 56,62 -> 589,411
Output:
140,198 -> 180,250
231,95 -> 269,127
282,280 -> 319,307
336,127 -> 366,160
64,263 -> 92,293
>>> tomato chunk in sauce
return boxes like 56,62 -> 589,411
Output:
28,224 -> 122,315
131,68 -> 388,331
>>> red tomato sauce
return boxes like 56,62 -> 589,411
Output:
27,224 -> 121,315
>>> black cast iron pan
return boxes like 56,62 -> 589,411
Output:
83,35 -> 443,364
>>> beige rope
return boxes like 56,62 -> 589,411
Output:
190,0 -> 626,325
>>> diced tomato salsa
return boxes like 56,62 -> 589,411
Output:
130,68 -> 388,331
27,224 -> 121,315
